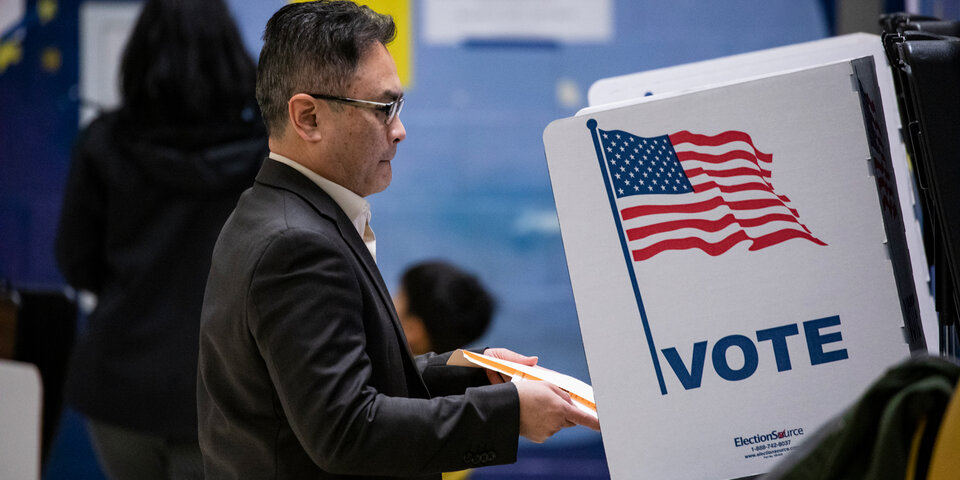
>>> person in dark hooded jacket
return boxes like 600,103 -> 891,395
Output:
54,0 -> 266,478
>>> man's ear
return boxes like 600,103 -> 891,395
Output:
288,93 -> 325,143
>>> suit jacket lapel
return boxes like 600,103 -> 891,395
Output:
254,160 -> 421,368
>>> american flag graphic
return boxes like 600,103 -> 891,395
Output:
594,125 -> 826,262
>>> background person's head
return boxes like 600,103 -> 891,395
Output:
394,261 -> 496,355
119,0 -> 257,127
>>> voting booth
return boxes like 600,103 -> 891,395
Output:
587,33 -> 936,354
543,48 -> 928,478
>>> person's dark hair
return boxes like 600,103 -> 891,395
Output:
401,261 -> 495,353
118,0 -> 257,127
256,0 -> 396,136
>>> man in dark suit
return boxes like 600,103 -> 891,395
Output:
196,2 -> 599,479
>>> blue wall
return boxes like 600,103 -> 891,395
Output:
2,1 -> 833,478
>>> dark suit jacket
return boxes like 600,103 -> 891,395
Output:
197,160 -> 519,479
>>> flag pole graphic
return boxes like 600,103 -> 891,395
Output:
587,119 -> 668,395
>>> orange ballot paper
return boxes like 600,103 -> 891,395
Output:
447,349 -> 597,418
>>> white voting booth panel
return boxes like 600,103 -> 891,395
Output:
544,59 -> 913,479
588,34 -> 889,105
586,33 -> 936,354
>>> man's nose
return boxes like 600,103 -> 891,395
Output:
391,116 -> 406,144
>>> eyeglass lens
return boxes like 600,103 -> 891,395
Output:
387,97 -> 404,124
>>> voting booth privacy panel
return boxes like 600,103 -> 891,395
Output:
587,33 -> 937,355
543,58 -> 917,479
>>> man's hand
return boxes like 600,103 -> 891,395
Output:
514,381 -> 601,443
482,348 -> 538,385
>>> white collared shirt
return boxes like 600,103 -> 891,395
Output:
269,152 -> 377,262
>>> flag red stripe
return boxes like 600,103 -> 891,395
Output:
631,228 -> 826,261
669,130 -> 773,163
675,149 -> 763,166
692,180 -> 772,195
632,230 -> 752,261
691,180 -> 793,206
625,212 -> 803,240
747,228 -> 827,250
684,166 -> 772,179
621,196 -> 789,220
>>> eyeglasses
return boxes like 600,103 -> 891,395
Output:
308,93 -> 404,125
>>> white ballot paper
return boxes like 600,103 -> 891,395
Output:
447,349 -> 597,418
543,58 -> 915,479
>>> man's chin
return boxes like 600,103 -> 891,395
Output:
366,171 -> 392,196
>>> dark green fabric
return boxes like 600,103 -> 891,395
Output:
763,356 -> 960,480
